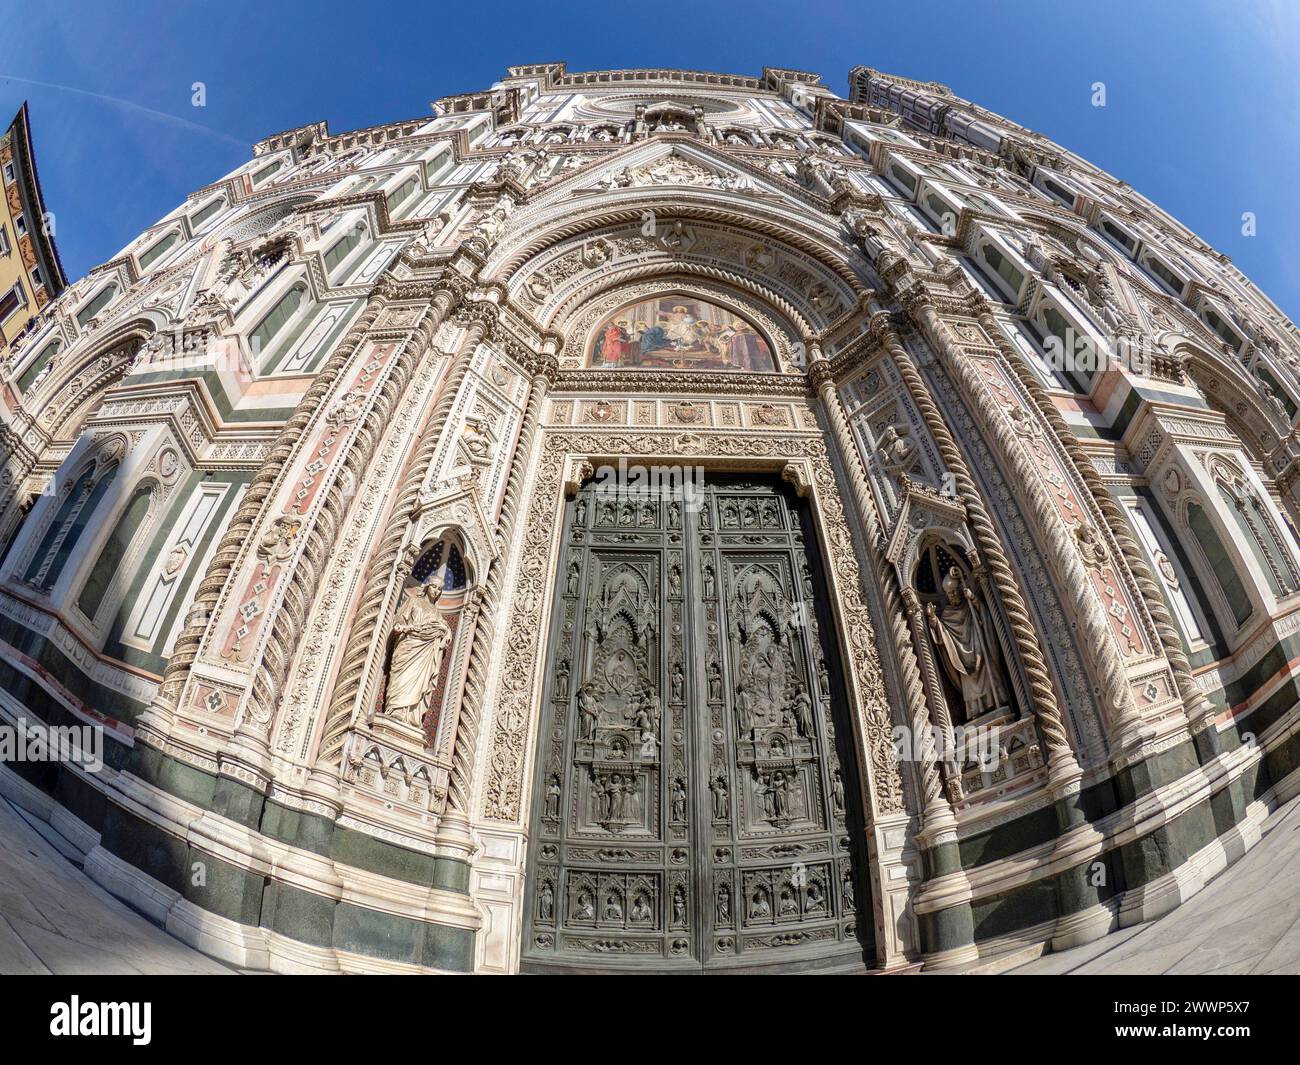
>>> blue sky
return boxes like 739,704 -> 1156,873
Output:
2,0 -> 1297,318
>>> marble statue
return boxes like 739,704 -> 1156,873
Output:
926,566 -> 1010,721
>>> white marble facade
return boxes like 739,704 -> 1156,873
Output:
1,63 -> 1299,974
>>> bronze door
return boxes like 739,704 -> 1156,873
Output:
522,474 -> 873,973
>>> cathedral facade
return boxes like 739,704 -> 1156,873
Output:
1,63 -> 1298,974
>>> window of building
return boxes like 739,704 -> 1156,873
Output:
1187,502 -> 1253,627
1038,173 -> 1076,206
189,197 -> 224,230
78,486 -> 153,621
251,159 -> 283,186
138,231 -> 181,271
921,188 -> 960,232
1001,317 -> 1076,391
980,242 -> 1025,299
0,283 -> 22,325
14,213 -> 27,236
323,225 -> 365,279
1038,304 -> 1096,392
0,497 -> 35,572
956,256 -> 1006,302
76,284 -> 118,327
2,161 -> 14,184
385,175 -> 420,215
24,464 -> 119,591
1124,497 -> 1209,646
17,337 -> 59,392
1141,254 -> 1184,295
1214,475 -> 1300,599
1254,365 -> 1297,417
249,284 -> 306,360
30,266 -> 42,288
1100,218 -> 1137,256
888,165 -> 917,196
1202,305 -> 1243,351
0,224 -> 9,255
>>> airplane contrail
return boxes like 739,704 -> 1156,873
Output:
0,73 -> 249,150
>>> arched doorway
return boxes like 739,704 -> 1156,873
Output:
522,471 -> 874,972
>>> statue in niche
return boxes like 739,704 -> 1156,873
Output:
555,658 -> 570,700
877,423 -> 917,475
673,885 -> 687,927
926,566 -> 1011,722
787,684 -> 814,738
710,773 -> 729,819
735,683 -> 756,736
671,662 -> 684,703
539,882 -> 554,921
575,891 -> 594,921
708,660 -> 723,702
545,774 -> 562,818
716,884 -> 732,923
672,778 -> 686,822
577,683 -> 599,739
631,893 -> 652,923
383,581 -> 452,728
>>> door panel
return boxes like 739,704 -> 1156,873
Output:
523,474 -> 873,973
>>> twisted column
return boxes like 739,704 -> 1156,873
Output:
136,292 -> 387,743
438,361 -> 554,858
809,354 -> 950,825
316,309 -> 486,766
904,291 -> 1148,752
871,315 -> 1079,781
973,305 -> 1218,737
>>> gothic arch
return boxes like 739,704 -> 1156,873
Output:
6,433 -> 128,591
23,322 -> 153,442
485,144 -> 874,292
1181,340 -> 1292,462
72,474 -> 164,631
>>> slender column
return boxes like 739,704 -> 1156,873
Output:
972,304 -> 1220,742
899,285 -> 1148,757
223,285 -> 464,781
435,358 -> 554,859
870,314 -> 1083,789
135,290 -> 389,745
900,587 -> 962,804
315,309 -> 487,768
808,352 -> 952,829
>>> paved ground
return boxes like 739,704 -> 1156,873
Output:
1,787 -> 1296,975
1012,793 -> 1300,975
0,795 -> 229,974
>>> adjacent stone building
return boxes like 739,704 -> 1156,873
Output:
0,103 -> 66,361
1,63 -> 1297,974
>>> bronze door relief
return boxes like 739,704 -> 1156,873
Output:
523,474 -> 873,972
